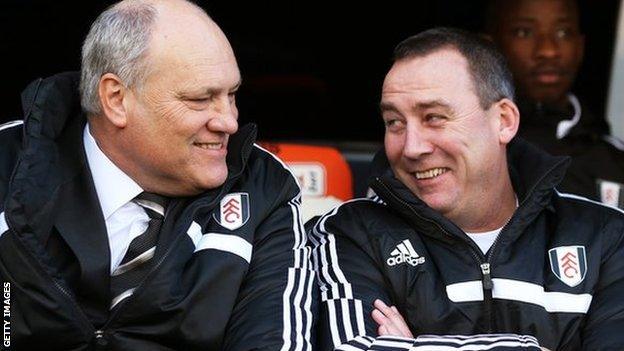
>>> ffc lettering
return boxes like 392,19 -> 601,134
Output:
223,198 -> 241,223
560,252 -> 579,278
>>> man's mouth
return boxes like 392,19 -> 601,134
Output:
414,167 -> 448,180
535,73 -> 562,84
531,67 -> 565,84
193,142 -> 223,150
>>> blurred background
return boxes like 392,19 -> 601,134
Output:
1,0 -> 621,142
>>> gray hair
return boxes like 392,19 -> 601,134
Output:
79,1 -> 158,115
393,27 -> 515,109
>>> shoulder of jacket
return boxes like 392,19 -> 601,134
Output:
0,120 -> 24,207
554,190 -> 624,220
247,143 -> 299,184
0,120 -> 23,137
0,120 -> 24,130
0,120 -> 24,161
315,196 -> 389,227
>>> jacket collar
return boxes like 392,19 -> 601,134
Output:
517,93 -> 609,140
369,137 -> 570,243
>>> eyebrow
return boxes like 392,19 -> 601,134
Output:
379,101 -> 398,113
511,16 -> 575,23
182,79 -> 243,97
415,100 -> 453,111
379,99 -> 455,114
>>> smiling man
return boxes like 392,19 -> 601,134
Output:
0,0 -> 314,349
310,28 -> 624,351
486,0 -> 624,207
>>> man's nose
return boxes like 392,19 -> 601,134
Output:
402,124 -> 434,159
535,33 -> 561,60
207,97 -> 239,134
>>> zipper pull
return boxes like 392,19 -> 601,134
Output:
481,263 -> 493,290
94,330 -> 108,347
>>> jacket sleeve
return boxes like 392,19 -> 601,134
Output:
222,149 -> 317,351
580,219 -> 624,350
309,203 -> 542,351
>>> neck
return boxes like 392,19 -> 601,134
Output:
88,118 -> 162,195
452,165 -> 517,233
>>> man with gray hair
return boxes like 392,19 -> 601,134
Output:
311,27 -> 624,350
0,0 -> 315,349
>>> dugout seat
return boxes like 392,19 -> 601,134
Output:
258,142 -> 353,221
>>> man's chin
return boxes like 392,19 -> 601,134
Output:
418,193 -> 453,213
187,165 -> 229,193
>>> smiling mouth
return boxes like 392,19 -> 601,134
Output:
193,142 -> 223,150
414,167 -> 448,180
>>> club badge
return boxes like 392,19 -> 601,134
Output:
597,179 -> 623,208
549,245 -> 587,287
213,192 -> 250,231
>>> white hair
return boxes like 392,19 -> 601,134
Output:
79,1 -> 157,115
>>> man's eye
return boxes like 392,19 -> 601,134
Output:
512,28 -> 532,38
424,114 -> 446,124
555,28 -> 571,39
384,119 -> 397,127
187,97 -> 209,103
384,118 -> 404,130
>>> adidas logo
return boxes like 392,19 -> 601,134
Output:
387,239 -> 426,267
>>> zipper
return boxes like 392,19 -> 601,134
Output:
374,153 -> 564,331
480,262 -> 494,332
374,178 -> 497,332
472,178 -> 550,331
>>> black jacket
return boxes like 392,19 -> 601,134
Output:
517,94 -> 624,205
310,138 -> 624,351
0,72 -> 316,350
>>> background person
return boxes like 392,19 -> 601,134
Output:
486,0 -> 624,207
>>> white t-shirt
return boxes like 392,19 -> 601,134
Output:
465,195 -> 518,254
465,228 -> 503,255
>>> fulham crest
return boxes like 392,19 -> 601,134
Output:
549,245 -> 587,287
214,192 -> 250,231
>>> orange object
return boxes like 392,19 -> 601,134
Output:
258,142 -> 353,201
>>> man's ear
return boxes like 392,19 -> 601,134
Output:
98,73 -> 128,128
496,98 -> 520,144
